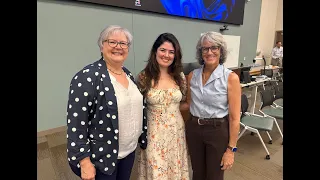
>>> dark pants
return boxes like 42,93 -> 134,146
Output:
70,151 -> 135,180
186,115 -> 229,180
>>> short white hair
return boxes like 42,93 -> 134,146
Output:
196,31 -> 228,65
97,25 -> 133,49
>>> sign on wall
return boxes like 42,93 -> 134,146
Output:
223,35 -> 241,68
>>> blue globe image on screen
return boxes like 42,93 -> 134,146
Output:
160,0 -> 236,21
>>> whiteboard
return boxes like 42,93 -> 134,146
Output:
223,35 -> 241,68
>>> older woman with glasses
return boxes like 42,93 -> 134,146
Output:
66,25 -> 147,180
183,31 -> 241,180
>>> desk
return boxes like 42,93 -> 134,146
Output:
241,78 -> 271,113
250,66 -> 282,76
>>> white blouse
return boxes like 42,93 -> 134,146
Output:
109,72 -> 143,159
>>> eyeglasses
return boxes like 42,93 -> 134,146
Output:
104,39 -> 130,49
201,46 -> 220,53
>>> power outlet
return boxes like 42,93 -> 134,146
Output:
244,57 -> 246,61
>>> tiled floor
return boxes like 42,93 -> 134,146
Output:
37,90 -> 283,180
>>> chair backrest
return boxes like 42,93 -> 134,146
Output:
274,83 -> 283,99
260,89 -> 275,109
263,83 -> 275,93
243,71 -> 251,83
182,62 -> 201,75
279,67 -> 283,74
261,69 -> 273,78
265,80 -> 278,86
263,81 -> 276,91
241,94 -> 249,118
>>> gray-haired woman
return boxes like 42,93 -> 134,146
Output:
66,25 -> 147,180
183,31 -> 241,180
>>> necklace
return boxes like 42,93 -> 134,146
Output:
107,68 -> 123,75
106,61 -> 123,75
202,72 -> 210,84
202,66 -> 215,83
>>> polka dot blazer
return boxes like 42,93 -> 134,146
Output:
66,58 -> 147,175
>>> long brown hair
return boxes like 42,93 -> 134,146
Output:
140,33 -> 183,96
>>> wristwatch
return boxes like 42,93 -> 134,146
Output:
227,145 -> 237,152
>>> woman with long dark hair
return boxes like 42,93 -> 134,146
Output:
136,33 -> 190,180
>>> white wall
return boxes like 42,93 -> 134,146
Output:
275,0 -> 283,31
256,0 -> 282,64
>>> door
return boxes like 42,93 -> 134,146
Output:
275,30 -> 283,46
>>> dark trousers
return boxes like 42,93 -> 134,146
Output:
70,151 -> 135,180
186,115 -> 229,180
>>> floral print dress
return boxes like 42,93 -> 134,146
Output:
136,72 -> 190,180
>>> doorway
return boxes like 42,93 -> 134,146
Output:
275,30 -> 283,46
